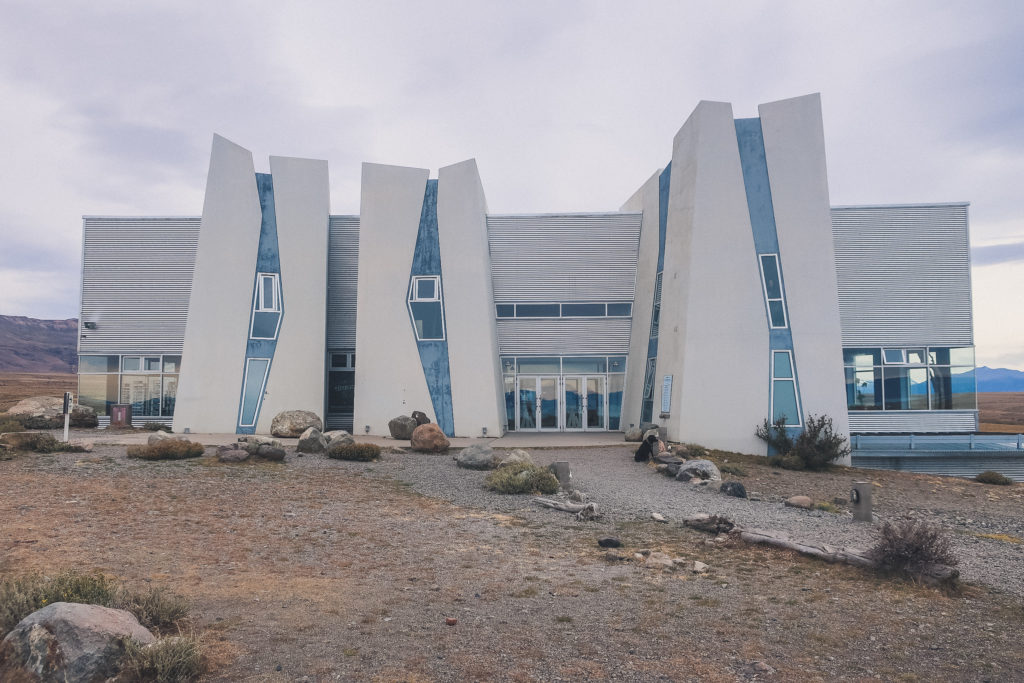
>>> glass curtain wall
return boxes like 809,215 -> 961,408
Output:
843,347 -> 975,412
78,354 -> 181,417
501,356 -> 626,431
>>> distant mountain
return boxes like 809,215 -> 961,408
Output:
0,316 -> 78,373
976,366 -> 1024,393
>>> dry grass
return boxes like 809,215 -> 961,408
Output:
978,392 -> 1024,427
0,373 -> 77,411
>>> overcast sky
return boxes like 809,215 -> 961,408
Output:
1,1 -> 1022,368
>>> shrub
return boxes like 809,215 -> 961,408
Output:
0,570 -> 191,637
484,462 -> 559,495
0,414 -> 24,433
127,440 -> 205,461
756,414 -> 850,471
122,634 -> 204,683
975,470 -> 1013,486
718,463 -> 747,477
326,442 -> 381,461
0,432 -> 86,453
681,443 -> 709,459
868,520 -> 958,576
142,422 -> 172,432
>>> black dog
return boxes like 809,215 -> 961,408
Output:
634,433 -> 659,462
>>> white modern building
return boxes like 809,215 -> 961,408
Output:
77,94 -> 977,454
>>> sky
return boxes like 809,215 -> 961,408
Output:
0,1 -> 1022,368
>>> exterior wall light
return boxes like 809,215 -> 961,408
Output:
83,322 -> 97,330
364,425 -> 370,434
482,426 -> 487,437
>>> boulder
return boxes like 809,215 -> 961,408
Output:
6,396 -> 63,417
217,447 -> 250,463
388,415 -> 418,440
410,423 -> 449,452
638,422 -> 658,434
147,431 -> 189,446
497,448 -> 533,467
719,481 -> 748,498
624,427 -> 643,442
597,536 -> 622,548
256,444 -> 286,461
270,410 -> 322,438
411,410 -> 431,426
322,430 -> 353,444
0,602 -> 154,682
237,435 -> 283,455
645,551 -> 675,570
296,427 -> 328,454
456,443 -> 496,470
692,561 -> 710,574
785,495 -> 813,509
676,459 -> 722,483
70,406 -> 98,428
683,514 -> 735,534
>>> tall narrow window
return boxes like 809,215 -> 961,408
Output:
408,275 -> 445,341
759,254 -> 787,328
251,273 -> 282,339
771,350 -> 801,426
240,358 -> 271,427
649,273 -> 663,338
256,273 -> 280,312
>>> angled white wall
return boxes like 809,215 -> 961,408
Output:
620,170 -> 661,431
659,101 -> 768,454
255,155 -> 330,432
173,135 -> 261,434
437,159 -> 505,437
760,94 -> 850,458
353,163 -> 434,434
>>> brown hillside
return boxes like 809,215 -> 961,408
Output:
0,315 -> 78,373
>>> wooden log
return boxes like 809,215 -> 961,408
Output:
532,498 -> 600,521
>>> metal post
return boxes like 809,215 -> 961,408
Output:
909,434 -> 915,450
62,391 -> 72,442
969,433 -> 975,450
850,481 -> 873,523
1017,434 -> 1022,450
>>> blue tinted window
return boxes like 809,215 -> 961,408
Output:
496,304 -> 514,317
608,356 -> 627,373
760,255 -> 782,299
516,304 -> 560,317
240,359 -> 270,426
768,300 -> 786,327
561,303 -> 605,316
772,380 -> 799,425
607,303 -> 632,316
883,349 -> 905,364
416,278 -> 436,300
517,357 -> 560,373
843,348 -> 881,366
251,311 -> 280,339
410,301 -> 444,340
562,357 -> 606,373
773,352 -> 793,379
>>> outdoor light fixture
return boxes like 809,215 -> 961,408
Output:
83,322 -> 97,330
364,425 -> 370,434
482,426 -> 487,437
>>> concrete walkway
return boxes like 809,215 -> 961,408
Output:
79,428 -> 628,449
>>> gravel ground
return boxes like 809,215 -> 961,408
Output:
352,445 -> 1024,598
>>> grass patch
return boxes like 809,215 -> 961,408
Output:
0,417 -> 24,433
511,587 -> 539,598
718,463 -> 747,477
326,443 -> 381,461
813,501 -> 843,514
484,462 -> 559,495
975,470 -> 1014,486
0,570 -> 190,636
127,440 -> 205,461
973,532 -> 1022,544
141,422 -> 171,432
554,615 -> 573,623
122,633 -> 204,682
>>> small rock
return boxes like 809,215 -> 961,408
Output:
256,445 -> 286,461
605,550 -> 627,562
411,411 -> 431,425
296,427 -> 328,454
676,459 -> 722,482
683,514 -> 735,534
633,553 -> 645,561
651,512 -> 668,523
785,495 -> 813,509
568,490 -> 587,503
752,661 -> 775,674
719,481 -> 747,498
597,537 -> 622,548
645,552 -> 675,570
445,618 -> 457,626
217,447 -> 250,463
692,561 -> 709,574
322,430 -> 353,444
455,443 -> 496,470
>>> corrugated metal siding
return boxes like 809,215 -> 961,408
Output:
848,410 -> 978,433
80,217 -> 199,354
832,204 -> 972,347
496,318 -> 632,355
327,215 -> 360,348
487,213 -> 641,302
852,453 -> 1024,482
487,213 -> 641,356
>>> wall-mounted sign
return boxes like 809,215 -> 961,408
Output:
661,374 -> 673,414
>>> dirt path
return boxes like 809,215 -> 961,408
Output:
2,449 -> 1023,681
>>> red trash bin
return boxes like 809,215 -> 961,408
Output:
110,404 -> 133,428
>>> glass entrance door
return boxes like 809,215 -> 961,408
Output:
563,376 -> 606,431
586,376 -> 606,429
518,376 -> 560,430
564,377 -> 584,430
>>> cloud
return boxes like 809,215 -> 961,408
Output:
972,240 -> 1024,266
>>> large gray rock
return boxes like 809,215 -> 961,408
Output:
624,427 -> 643,442
388,415 -> 417,440
675,459 -> 722,482
296,427 -> 328,454
456,443 -> 496,470
6,396 -> 63,417
0,601 -> 155,682
270,410 -> 322,438
497,448 -> 533,467
237,435 -> 283,455
216,447 -> 250,463
322,430 -> 353,444
256,444 -> 286,461
638,422 -> 659,434
147,431 -> 188,446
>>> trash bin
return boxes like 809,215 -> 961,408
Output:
110,404 -> 133,428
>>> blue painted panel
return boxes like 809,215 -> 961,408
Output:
408,179 -> 455,436
237,173 -> 283,434
657,163 -> 670,272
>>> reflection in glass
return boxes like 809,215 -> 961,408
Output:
951,366 -> 976,409
161,375 -> 178,416
410,301 -> 444,340
503,376 -> 515,431
240,359 -> 270,427
162,356 -> 181,373
760,254 -> 782,298
773,352 -> 793,379
517,357 -> 560,373
843,348 -> 881,367
564,377 -> 583,429
78,374 -> 119,415
562,357 -> 606,373
121,375 -> 161,417
519,378 -> 537,430
586,376 -> 605,429
608,374 -> 624,430
768,300 -> 786,327
540,378 -> 558,428
773,380 -> 798,425
80,355 -> 119,373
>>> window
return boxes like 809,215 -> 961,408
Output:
771,350 -> 801,426
759,254 -> 787,328
408,276 -> 445,341
256,273 -> 280,312
561,303 -> 605,317
843,346 -> 976,412
607,303 -> 632,316
239,358 -> 271,427
515,303 -> 560,317
882,349 -> 906,364
496,304 -> 514,318
649,273 -> 663,338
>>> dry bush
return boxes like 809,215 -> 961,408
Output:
142,422 -> 172,432
718,463 -> 747,477
0,570 -> 191,638
0,432 -> 86,453
975,470 -> 1013,486
757,414 -> 850,471
484,462 -> 559,495
868,520 -> 959,575
127,440 -> 205,461
326,443 -> 381,461
121,633 -> 205,682
0,414 -> 24,433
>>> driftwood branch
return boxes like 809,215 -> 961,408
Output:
533,498 -> 600,521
